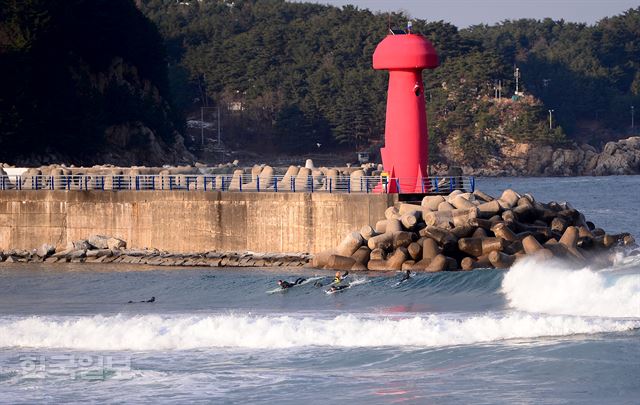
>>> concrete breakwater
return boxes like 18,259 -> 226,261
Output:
0,190 -> 395,255
314,189 -> 637,272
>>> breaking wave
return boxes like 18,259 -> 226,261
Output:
502,257 -> 640,318
0,312 -> 636,350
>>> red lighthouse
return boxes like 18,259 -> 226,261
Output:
373,32 -> 439,193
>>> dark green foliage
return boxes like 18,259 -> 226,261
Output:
1,0 -> 638,163
0,0 -> 182,162
464,11 -> 640,134
140,1 -> 638,156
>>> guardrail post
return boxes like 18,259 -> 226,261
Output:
256,176 -> 260,192
470,177 -> 475,192
274,177 -> 278,192
347,178 -> 351,193
290,176 -> 294,192
329,177 -> 332,193
309,176 -> 313,193
395,179 -> 400,193
449,177 -> 454,193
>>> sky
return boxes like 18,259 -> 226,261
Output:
292,0 -> 639,27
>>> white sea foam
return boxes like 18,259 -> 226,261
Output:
502,257 -> 640,318
0,312 -> 636,350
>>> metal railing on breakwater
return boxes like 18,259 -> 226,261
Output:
0,174 -> 475,194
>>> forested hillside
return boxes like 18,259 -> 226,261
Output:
139,0 -> 639,162
0,0 -> 638,166
0,0 -> 189,165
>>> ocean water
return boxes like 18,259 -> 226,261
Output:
1,176 -> 639,404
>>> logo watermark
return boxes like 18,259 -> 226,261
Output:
18,353 -> 132,380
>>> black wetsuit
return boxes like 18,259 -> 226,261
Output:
128,296 -> 155,303
399,271 -> 411,282
280,278 -> 306,289
330,284 -> 349,292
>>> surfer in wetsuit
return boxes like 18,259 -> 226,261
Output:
277,278 -> 306,289
399,270 -> 412,283
127,296 -> 155,303
328,284 -> 349,293
333,271 -> 349,284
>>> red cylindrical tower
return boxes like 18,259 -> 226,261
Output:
373,33 -> 439,193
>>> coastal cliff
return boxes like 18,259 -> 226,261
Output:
438,136 -> 640,177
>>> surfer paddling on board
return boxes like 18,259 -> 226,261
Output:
328,284 -> 350,293
127,296 -> 155,304
277,278 -> 306,289
326,271 -> 352,293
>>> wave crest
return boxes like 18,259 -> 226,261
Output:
502,257 -> 640,318
0,313 -> 636,350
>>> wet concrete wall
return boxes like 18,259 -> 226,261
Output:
0,191 -> 396,253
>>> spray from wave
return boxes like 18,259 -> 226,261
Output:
502,257 -> 640,318
0,312 -> 636,350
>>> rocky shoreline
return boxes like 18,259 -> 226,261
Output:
446,136 -> 640,177
0,235 -> 311,268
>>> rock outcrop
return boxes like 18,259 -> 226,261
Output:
450,136 -> 640,176
0,235 -> 311,268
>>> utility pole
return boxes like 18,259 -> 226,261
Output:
494,80 -> 503,100
217,105 -> 221,144
514,67 -> 521,95
200,107 -> 205,146
548,109 -> 554,130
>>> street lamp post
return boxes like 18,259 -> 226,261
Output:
548,109 -> 554,130
514,67 -> 520,95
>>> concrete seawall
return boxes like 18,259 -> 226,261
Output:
0,191 -> 396,254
